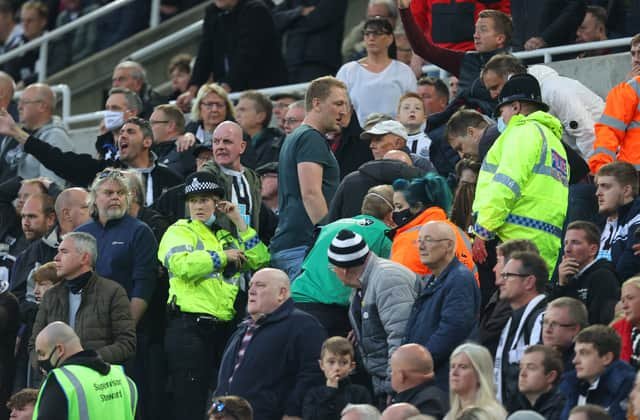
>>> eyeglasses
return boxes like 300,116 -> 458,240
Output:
19,99 -> 43,106
201,101 -> 225,109
97,169 -> 126,179
500,272 -> 531,280
363,30 -> 391,38
149,120 -> 170,125
415,237 -> 453,247
284,117 -> 302,125
542,320 -> 577,329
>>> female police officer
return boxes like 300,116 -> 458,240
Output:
158,171 -> 269,419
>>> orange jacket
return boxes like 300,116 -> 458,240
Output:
589,76 -> 640,173
390,207 -> 477,281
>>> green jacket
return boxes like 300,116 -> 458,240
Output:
34,364 -> 137,420
291,215 -> 392,306
158,219 -> 270,320
200,161 -> 262,233
472,111 -> 569,272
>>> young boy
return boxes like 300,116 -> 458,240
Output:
396,93 -> 431,159
302,336 -> 371,420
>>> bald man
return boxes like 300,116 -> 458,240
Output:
384,150 -> 414,167
390,344 -> 448,418
200,120 -> 262,233
404,222 -> 481,392
33,321 -> 137,419
216,268 -> 327,420
381,403 -> 420,420
16,83 -> 73,187
55,188 -> 90,235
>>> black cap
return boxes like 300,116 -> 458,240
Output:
192,142 -> 212,158
494,73 -> 549,117
270,92 -> 303,101
255,162 -> 278,176
184,172 -> 225,198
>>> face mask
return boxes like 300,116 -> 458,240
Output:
392,208 -> 412,227
103,111 -> 124,131
38,347 -> 59,374
496,116 -> 507,133
204,213 -> 217,227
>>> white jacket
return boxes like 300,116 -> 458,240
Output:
529,65 -> 604,159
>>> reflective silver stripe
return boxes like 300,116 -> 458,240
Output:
59,367 -> 89,420
481,161 -> 498,173
455,226 -> 472,251
628,78 -> 640,97
630,121 -> 640,129
125,372 -> 137,415
635,163 -> 640,170
204,273 -> 239,286
598,114 -> 628,131
493,173 -> 521,198
163,240 -> 205,267
593,147 -> 618,160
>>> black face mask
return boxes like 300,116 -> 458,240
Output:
392,208 -> 413,227
38,347 -> 59,374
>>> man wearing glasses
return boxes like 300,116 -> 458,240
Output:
494,251 -> 548,412
542,297 -> 588,373
404,221 -> 480,393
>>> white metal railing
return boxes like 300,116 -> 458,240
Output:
0,0 -> 161,82
57,35 -> 633,125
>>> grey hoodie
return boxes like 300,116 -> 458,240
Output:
17,116 -> 73,187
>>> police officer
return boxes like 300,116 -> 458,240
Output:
157,171 -> 269,420
33,321 -> 137,420
472,73 -> 569,273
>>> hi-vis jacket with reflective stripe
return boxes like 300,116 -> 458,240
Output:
589,76 -> 640,173
472,111 -> 569,272
34,364 -> 137,420
158,219 -> 270,320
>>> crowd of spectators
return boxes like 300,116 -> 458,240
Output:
4,0 -> 640,420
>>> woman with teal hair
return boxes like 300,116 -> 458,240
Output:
390,172 -> 477,278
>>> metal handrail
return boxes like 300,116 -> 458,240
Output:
60,34 -> 633,125
0,0 -> 161,82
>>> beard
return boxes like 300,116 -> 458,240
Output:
102,206 -> 127,221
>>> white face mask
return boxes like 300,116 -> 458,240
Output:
104,111 -> 124,131
497,116 -> 507,133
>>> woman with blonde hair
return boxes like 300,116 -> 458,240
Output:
613,276 -> 640,367
186,83 -> 235,144
446,343 -> 506,420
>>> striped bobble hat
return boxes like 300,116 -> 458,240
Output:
328,229 -> 370,268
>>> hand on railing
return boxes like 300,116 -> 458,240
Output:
524,37 -> 547,51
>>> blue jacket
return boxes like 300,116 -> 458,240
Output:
76,215 -> 157,303
604,197 -> 640,281
216,299 -> 326,420
559,359 -> 635,420
404,258 -> 480,391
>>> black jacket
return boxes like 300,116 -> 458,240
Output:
332,111 -> 373,180
0,177 -> 24,259
478,291 -> 512,357
189,0 -> 287,91
392,380 -> 449,419
513,386 -> 566,420
328,160 -> 424,222
272,0 -> 347,77
22,135 -> 183,203
302,378 -> 371,420
252,127 -> 285,169
152,140 -> 196,178
549,259 -> 619,325
510,0 -> 586,51
0,291 -> 19,420
216,299 -> 327,420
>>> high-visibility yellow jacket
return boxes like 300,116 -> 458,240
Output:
472,111 -> 569,272
589,76 -> 640,174
158,219 -> 270,320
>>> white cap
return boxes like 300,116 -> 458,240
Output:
360,120 -> 408,142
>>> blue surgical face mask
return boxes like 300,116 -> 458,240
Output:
204,213 -> 217,227
497,116 -> 507,133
